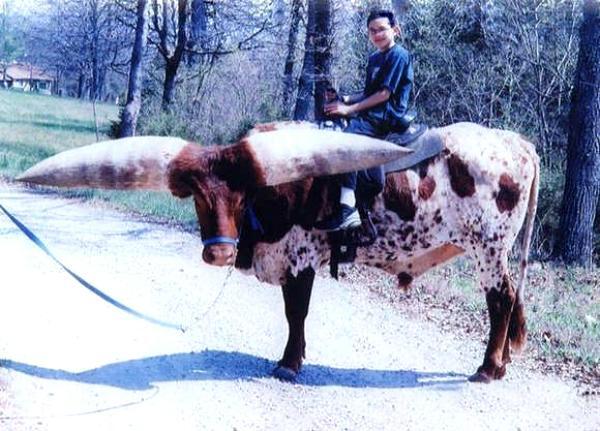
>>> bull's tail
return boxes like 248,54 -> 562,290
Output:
509,146 -> 540,352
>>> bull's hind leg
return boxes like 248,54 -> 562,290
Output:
470,255 -> 516,383
273,267 -> 315,381
508,292 -> 527,353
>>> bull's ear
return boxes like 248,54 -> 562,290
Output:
239,128 -> 412,186
16,137 -> 190,190
166,169 -> 194,198
165,144 -> 208,198
213,145 -> 265,191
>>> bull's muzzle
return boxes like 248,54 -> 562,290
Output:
202,244 -> 236,266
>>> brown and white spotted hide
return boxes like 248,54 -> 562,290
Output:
223,122 -> 538,297
167,120 -> 539,383
169,121 -> 538,294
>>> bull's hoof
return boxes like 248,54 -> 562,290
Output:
468,364 -> 506,383
272,365 -> 298,382
468,371 -> 493,383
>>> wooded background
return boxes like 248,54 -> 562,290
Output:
1,0 -> 599,267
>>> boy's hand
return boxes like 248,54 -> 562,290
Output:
324,88 -> 339,103
324,101 -> 353,117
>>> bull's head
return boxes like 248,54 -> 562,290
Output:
17,128 -> 411,266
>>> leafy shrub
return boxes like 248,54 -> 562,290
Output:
138,109 -> 196,139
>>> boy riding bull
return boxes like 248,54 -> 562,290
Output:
316,9 -> 414,231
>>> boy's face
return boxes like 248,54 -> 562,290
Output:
367,17 -> 397,51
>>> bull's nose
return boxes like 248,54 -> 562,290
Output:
203,245 -> 236,266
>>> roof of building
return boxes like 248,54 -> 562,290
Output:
3,63 -> 54,81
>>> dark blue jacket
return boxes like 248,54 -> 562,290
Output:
364,44 -> 413,128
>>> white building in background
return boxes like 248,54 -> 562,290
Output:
0,63 -> 55,95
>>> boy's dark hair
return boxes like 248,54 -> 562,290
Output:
367,9 -> 397,27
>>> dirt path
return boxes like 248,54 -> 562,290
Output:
0,183 -> 598,431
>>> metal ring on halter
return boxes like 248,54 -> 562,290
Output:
202,236 -> 239,247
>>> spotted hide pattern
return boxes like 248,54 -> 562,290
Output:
240,122 -> 538,299
170,120 -> 539,383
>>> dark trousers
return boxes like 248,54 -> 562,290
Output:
337,116 -> 389,201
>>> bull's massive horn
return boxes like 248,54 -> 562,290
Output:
16,137 -> 189,190
243,128 -> 412,186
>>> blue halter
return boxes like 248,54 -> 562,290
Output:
202,236 -> 239,247
200,204 -> 263,248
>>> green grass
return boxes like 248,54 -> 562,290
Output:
0,89 -> 197,225
346,253 -> 599,377
420,261 -> 600,368
0,89 -> 116,176
526,265 -> 600,366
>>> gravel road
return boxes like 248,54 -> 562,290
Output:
0,183 -> 598,431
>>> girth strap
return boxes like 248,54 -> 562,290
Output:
328,207 -> 377,280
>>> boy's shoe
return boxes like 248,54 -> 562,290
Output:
315,204 -> 362,231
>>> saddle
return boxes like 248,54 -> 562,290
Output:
327,112 -> 445,279
383,123 -> 444,174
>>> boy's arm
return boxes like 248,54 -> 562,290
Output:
326,89 -> 390,117
345,88 -> 390,114
341,92 -> 365,104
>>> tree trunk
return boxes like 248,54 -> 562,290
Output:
92,98 -> 100,141
159,0 -> 188,112
119,0 -> 149,138
53,66 -> 59,95
162,59 -> 179,111
187,0 -> 208,67
555,0 -> 600,267
97,66 -> 107,101
293,0 -> 316,121
281,0 -> 302,119
313,0 -> 332,122
391,0 -> 409,27
89,0 -> 100,102
77,71 -> 86,99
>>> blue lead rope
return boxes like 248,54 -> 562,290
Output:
0,202 -> 184,332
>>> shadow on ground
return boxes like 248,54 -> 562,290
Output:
1,350 -> 467,391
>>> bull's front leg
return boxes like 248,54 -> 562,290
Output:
273,267 -> 315,381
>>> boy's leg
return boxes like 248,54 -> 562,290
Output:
349,117 -> 386,202
315,117 -> 378,231
342,117 -> 383,203
356,165 -> 385,203
337,116 -> 377,195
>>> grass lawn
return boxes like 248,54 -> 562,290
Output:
0,89 -> 197,225
0,89 -> 117,176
